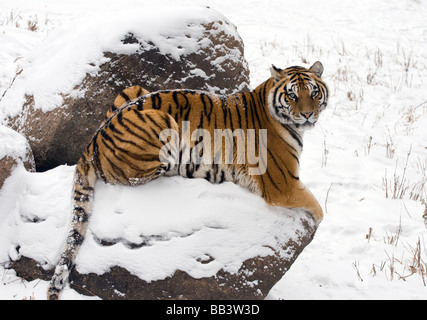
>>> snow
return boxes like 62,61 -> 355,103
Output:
1,0 -> 427,300
82,179 -> 311,281
0,125 -> 31,161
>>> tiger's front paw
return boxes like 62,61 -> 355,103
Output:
311,203 -> 323,223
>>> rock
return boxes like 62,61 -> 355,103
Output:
67,215 -> 317,300
2,7 -> 250,172
0,125 -> 35,190
11,220 -> 316,300
5,172 -> 316,300
3,168 -> 318,300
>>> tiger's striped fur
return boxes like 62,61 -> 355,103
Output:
48,61 -> 328,299
107,85 -> 150,119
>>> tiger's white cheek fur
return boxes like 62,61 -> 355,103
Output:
267,91 -> 292,125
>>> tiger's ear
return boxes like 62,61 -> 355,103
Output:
270,65 -> 283,83
309,61 -> 324,78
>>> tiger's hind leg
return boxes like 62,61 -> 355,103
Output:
96,109 -> 181,187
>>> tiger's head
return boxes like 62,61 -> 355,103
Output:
268,61 -> 328,130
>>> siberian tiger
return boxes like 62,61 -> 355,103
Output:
48,61 -> 328,300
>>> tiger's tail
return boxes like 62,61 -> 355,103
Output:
47,153 -> 96,300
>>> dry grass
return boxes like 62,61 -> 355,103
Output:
1,267 -> 39,300
400,238 -> 427,285
382,150 -> 411,200
368,222 -> 427,286
0,10 -> 50,32
381,146 -> 426,205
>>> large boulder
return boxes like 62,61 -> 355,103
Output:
0,7 -> 250,172
0,125 -> 35,190
68,214 -> 316,300
12,214 -> 316,300
3,168 -> 318,300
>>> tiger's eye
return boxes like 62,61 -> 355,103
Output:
288,93 -> 297,100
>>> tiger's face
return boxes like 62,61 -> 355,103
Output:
268,61 -> 328,130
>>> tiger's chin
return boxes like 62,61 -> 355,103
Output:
294,121 -> 316,130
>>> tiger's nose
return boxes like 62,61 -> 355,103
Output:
300,111 -> 313,119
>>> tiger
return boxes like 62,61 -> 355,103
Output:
47,61 -> 328,300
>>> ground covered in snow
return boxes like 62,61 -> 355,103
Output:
0,0 -> 426,300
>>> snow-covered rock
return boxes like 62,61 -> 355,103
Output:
0,125 -> 35,190
1,6 -> 250,171
4,166 -> 317,299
